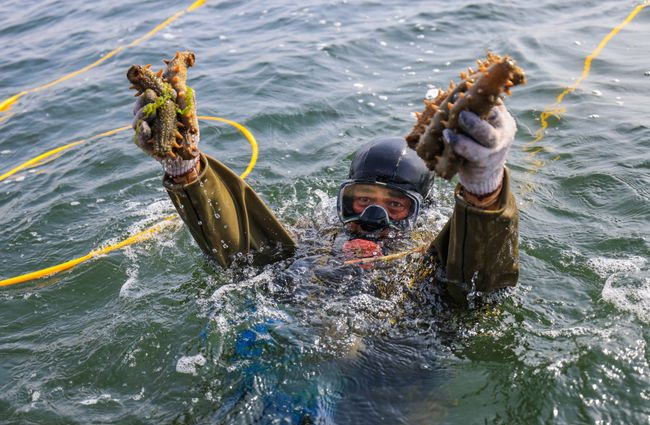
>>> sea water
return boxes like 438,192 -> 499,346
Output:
1,0 -> 649,423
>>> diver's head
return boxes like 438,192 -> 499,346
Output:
337,137 -> 433,237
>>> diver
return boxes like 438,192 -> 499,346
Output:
132,97 -> 519,306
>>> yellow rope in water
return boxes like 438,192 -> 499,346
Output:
0,0 -> 207,114
0,126 -> 130,182
0,215 -> 178,287
525,2 -> 648,168
0,114 -> 257,287
197,115 -> 259,179
0,115 -> 257,182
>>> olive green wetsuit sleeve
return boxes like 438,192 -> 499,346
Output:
425,167 -> 519,302
163,153 -> 296,268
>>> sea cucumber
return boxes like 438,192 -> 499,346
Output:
163,51 -> 199,135
406,53 -> 526,179
127,64 -> 175,99
127,52 -> 200,161
151,99 -> 183,160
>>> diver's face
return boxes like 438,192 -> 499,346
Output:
345,184 -> 413,238
349,184 -> 412,221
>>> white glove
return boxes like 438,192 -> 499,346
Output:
442,103 -> 516,195
132,93 -> 200,177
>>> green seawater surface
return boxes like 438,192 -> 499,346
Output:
1,1 -> 649,424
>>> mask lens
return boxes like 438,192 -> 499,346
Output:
337,181 -> 420,229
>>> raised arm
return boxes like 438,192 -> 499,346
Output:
132,97 -> 296,268
162,153 -> 296,268
424,104 -> 519,304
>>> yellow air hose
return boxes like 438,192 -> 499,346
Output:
524,2 -> 648,173
0,115 -> 257,287
0,126 -> 130,182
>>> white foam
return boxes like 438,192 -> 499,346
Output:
131,387 -> 145,401
602,271 -> 650,322
80,394 -> 115,405
119,271 -> 139,299
176,354 -> 206,375
210,282 -> 246,304
587,256 -> 645,278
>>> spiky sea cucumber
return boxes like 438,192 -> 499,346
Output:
406,53 -> 526,179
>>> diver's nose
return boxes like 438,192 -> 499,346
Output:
358,205 -> 390,231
